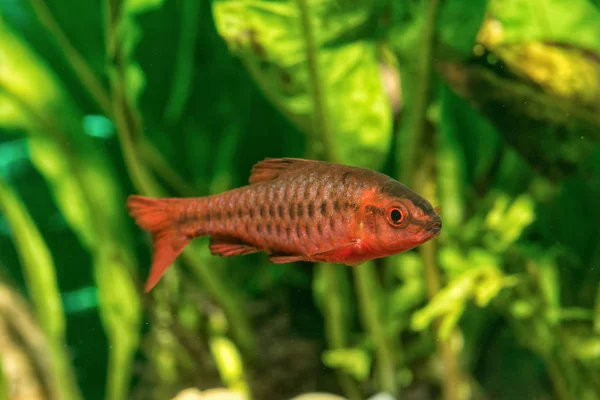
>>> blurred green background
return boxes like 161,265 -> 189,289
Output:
0,0 -> 599,399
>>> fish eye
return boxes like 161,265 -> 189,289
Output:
388,208 -> 404,225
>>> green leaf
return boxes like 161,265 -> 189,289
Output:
94,245 -> 141,400
437,86 -> 469,231
389,253 -> 425,315
412,265 -> 518,339
322,348 -> 372,381
510,299 -> 535,319
0,176 -> 82,400
164,0 -> 202,123
209,335 -> 250,395
0,356 -> 6,400
438,0 -> 488,58
353,261 -> 397,392
0,18 -> 141,399
0,93 -> 27,130
439,59 -> 600,182
125,0 -> 165,13
484,193 -> 535,251
567,334 -> 600,362
488,0 -> 600,53
28,137 -> 96,246
0,178 -> 64,342
212,0 -> 393,168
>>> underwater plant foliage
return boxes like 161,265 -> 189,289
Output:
0,0 -> 599,399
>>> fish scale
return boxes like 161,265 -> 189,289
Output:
127,158 -> 442,292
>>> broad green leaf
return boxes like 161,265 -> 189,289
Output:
438,0 -> 488,58
212,0 -> 393,168
487,0 -> 600,53
437,85 -> 469,231
0,18 -> 81,134
125,0 -> 165,13
438,84 -> 502,185
0,176 -> 82,400
0,93 -> 27,129
439,59 -> 600,181
322,347 -> 372,381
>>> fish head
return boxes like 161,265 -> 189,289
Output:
359,179 -> 442,257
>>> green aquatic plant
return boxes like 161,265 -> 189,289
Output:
0,0 -> 599,399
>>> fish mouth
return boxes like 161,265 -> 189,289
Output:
425,217 -> 442,235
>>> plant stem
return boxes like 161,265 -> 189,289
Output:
394,0 -> 466,398
296,0 -> 337,161
182,248 -> 257,355
139,139 -> 197,197
397,0 -> 441,185
103,0 -> 256,356
163,0 -> 202,123
28,0 -> 112,115
28,0 -> 196,197
321,264 -> 362,400
416,152 -> 465,400
543,353 -> 571,400
295,1 -> 373,395
354,262 -> 397,395
421,239 -> 464,400
0,282 -> 82,400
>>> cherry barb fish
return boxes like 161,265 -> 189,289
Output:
127,158 -> 443,292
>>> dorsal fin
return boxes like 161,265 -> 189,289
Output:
248,158 -> 313,184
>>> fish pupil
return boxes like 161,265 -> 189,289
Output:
390,209 -> 402,224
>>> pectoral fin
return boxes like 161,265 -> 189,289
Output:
308,240 -> 359,263
268,240 -> 359,265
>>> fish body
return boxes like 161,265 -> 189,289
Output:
127,158 -> 442,292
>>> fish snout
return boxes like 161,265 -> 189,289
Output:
425,214 -> 442,235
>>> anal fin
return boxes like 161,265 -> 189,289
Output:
209,236 -> 261,257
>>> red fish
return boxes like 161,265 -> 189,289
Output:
127,158 -> 442,292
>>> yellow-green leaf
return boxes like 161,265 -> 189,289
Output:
212,0 -> 393,169
322,347 -> 372,381
0,176 -> 82,400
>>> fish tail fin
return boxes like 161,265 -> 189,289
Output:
127,195 -> 191,292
